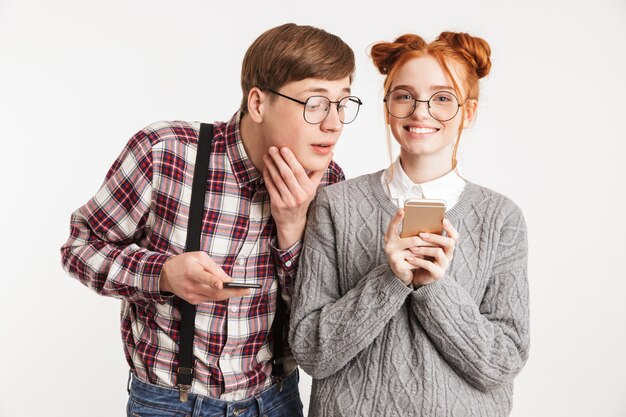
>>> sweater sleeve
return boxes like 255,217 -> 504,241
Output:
410,201 -> 530,392
289,188 -> 412,380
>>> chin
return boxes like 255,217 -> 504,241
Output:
297,156 -> 328,173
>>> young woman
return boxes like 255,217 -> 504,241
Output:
289,32 -> 529,417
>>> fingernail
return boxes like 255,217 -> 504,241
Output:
269,147 -> 277,154
281,147 -> 289,155
420,233 -> 430,239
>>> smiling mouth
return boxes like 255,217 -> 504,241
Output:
406,127 -> 439,134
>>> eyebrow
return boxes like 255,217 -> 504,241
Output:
302,87 -> 352,95
394,84 -> 456,92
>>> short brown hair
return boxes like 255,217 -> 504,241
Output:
240,23 -> 355,113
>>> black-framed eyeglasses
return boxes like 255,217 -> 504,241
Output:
268,89 -> 363,124
383,88 -> 462,122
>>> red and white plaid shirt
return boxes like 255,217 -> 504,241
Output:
61,112 -> 344,400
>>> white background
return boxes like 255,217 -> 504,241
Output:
1,0 -> 625,416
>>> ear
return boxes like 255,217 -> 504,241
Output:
462,99 -> 478,128
247,87 -> 267,123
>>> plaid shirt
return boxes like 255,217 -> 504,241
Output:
61,113 -> 345,400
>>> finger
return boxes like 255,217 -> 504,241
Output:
419,232 -> 455,258
385,209 -> 404,242
197,285 -> 252,302
418,232 -> 454,247
400,236 -> 432,249
263,168 -> 283,203
443,218 -> 459,241
263,154 -> 295,204
412,246 -> 448,268
407,247 -> 427,258
278,147 -> 314,188
268,147 -> 306,198
405,256 -> 443,277
219,287 -> 252,300
198,261 -> 229,281
195,252 -> 230,280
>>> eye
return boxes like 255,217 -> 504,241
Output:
305,97 -> 329,112
431,92 -> 455,104
391,91 -> 414,102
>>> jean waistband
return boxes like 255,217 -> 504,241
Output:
128,369 -> 299,416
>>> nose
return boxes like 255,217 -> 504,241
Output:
320,104 -> 342,132
413,99 -> 431,120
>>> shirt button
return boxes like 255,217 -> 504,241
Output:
411,186 -> 420,194
224,353 -> 231,360
285,260 -> 292,267
237,259 -> 245,266
230,306 -> 238,313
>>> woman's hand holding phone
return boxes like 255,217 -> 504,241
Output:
406,219 -> 459,286
384,209 -> 459,287
384,209 -> 431,286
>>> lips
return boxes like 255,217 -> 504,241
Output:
311,143 -> 334,155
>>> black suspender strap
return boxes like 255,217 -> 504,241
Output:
177,123 -> 213,402
271,287 -> 287,382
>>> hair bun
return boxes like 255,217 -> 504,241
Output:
370,34 -> 427,75
437,32 -> 491,78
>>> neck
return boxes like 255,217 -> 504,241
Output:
399,147 -> 455,184
239,113 -> 267,173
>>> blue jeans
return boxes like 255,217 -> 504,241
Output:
126,370 -> 303,417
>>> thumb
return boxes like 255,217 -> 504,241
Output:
197,252 -> 230,280
385,208 -> 404,240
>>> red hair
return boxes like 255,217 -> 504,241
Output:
370,32 -> 492,171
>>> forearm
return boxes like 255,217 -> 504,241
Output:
410,273 -> 529,391
61,214 -> 173,303
290,249 -> 412,380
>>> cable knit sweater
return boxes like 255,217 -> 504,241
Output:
289,171 -> 529,417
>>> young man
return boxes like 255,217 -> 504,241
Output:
61,23 -> 360,416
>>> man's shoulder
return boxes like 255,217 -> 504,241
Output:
130,120 -> 229,148
134,121 -> 200,147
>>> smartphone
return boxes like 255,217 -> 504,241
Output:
400,199 -> 446,240
223,282 -> 262,289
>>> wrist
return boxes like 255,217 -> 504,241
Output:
276,221 -> 306,250
158,259 -> 173,293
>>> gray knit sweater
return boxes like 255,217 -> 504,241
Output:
289,171 -> 529,417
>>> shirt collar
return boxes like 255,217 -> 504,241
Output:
224,111 -> 263,187
384,157 -> 465,206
